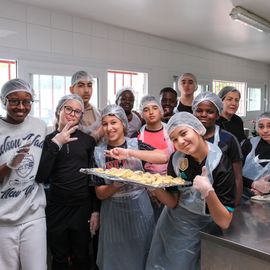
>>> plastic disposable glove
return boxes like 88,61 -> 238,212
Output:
52,122 -> 79,149
252,175 -> 270,194
89,212 -> 100,236
104,148 -> 129,160
192,166 -> 214,199
7,141 -> 31,169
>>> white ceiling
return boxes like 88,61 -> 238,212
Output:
12,0 -> 270,64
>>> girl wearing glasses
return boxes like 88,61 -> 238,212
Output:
0,79 -> 47,270
36,94 -> 100,270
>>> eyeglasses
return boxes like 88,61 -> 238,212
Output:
6,99 -> 33,106
63,106 -> 83,117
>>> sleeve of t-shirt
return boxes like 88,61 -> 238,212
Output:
227,134 -> 243,162
138,140 -> 156,150
241,139 -> 252,166
166,153 -> 178,193
212,154 -> 236,209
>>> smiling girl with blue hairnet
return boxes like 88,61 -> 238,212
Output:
94,104 -> 168,270
145,112 -> 236,270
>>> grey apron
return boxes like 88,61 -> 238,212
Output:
146,142 -> 222,270
94,138 -> 155,270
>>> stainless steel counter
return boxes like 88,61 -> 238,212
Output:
201,200 -> 270,269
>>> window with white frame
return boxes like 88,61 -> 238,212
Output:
32,74 -> 98,127
212,80 -> 246,116
107,70 -> 148,110
0,59 -> 17,116
247,87 -> 261,111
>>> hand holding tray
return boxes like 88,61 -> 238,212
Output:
80,167 -> 191,188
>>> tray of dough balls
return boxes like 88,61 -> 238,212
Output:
79,167 -> 191,188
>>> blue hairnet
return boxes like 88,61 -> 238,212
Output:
115,86 -> 135,104
218,86 -> 241,100
192,92 -> 223,115
101,104 -> 128,132
71,70 -> 94,86
256,112 -> 270,131
1,79 -> 34,106
167,111 -> 206,136
139,95 -> 164,114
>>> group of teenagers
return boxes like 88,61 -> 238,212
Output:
1,71 -> 270,270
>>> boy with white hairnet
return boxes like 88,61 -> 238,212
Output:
0,79 -> 47,270
70,70 -> 103,142
175,72 -> 198,113
192,91 -> 243,206
94,104 -> 168,270
241,112 -> 270,199
145,112 -> 235,270
138,96 -> 174,221
115,86 -> 143,137
36,94 -> 99,270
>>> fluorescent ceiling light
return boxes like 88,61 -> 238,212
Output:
230,6 -> 270,33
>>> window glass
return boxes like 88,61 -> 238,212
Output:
213,80 -> 246,116
247,87 -> 261,111
107,70 -> 148,110
0,59 -> 17,116
32,74 -> 97,127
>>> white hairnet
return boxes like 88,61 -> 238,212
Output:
178,73 -> 198,89
192,92 -> 223,115
71,70 -> 94,86
256,112 -> 270,131
115,86 -> 135,104
101,104 -> 128,133
218,86 -> 241,100
139,95 -> 164,114
167,111 -> 206,136
1,79 -> 34,106
55,94 -> 84,117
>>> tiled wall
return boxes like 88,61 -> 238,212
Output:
0,0 -> 269,109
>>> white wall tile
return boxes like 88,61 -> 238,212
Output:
27,6 -> 50,26
27,24 -> 50,52
73,17 -> 92,35
51,29 -> 72,55
91,36 -> 108,59
107,40 -> 124,61
51,12 -> 72,31
0,0 -> 26,22
92,21 -> 108,38
108,25 -> 124,42
0,18 -> 27,49
73,32 -> 91,57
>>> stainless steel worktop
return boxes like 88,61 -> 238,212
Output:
201,200 -> 270,269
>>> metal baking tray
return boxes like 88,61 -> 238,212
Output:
79,168 -> 192,188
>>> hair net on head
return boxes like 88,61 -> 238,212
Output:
256,112 -> 270,131
71,70 -> 94,86
178,73 -> 198,89
55,94 -> 84,118
167,111 -> 206,136
1,78 -> 34,105
115,86 -> 135,104
101,104 -> 129,133
192,92 -> 223,115
218,86 -> 241,100
139,95 -> 164,114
